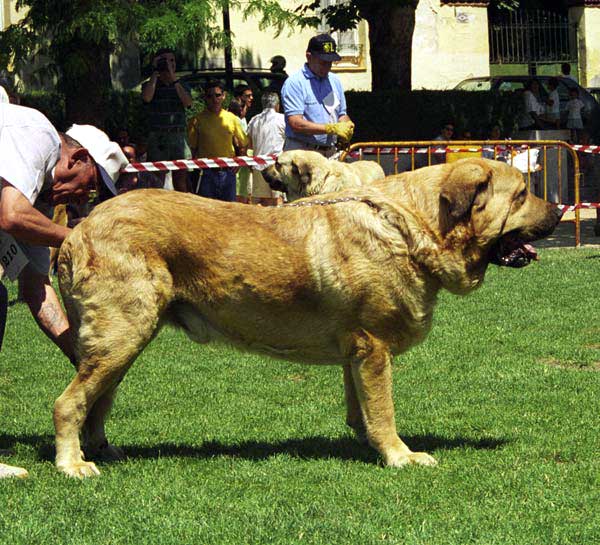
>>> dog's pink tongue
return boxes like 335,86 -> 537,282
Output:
523,243 -> 539,261
501,240 -> 539,267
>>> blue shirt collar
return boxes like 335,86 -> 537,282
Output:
302,63 -> 325,81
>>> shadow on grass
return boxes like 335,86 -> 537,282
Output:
0,433 -> 508,465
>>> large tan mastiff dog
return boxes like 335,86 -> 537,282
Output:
55,158 -> 560,477
262,149 -> 385,201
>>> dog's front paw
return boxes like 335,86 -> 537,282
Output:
385,451 -> 437,468
58,461 -> 101,479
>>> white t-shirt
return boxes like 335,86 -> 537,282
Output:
247,108 -> 285,169
547,89 -> 560,117
566,98 -> 585,129
519,90 -> 544,128
0,103 -> 61,205
567,98 -> 584,119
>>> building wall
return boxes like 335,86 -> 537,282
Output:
14,1 -> 600,94
221,1 -> 372,91
2,0 -> 23,28
412,0 -> 490,90
3,0 -> 487,92
226,0 -> 491,91
570,7 -> 600,87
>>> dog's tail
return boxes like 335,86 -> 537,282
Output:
56,226 -> 94,341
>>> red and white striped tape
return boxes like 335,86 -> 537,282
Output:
120,145 -> 600,173
572,145 -> 600,154
122,154 -> 277,173
351,144 -> 600,156
556,202 -> 600,213
121,147 -> 524,172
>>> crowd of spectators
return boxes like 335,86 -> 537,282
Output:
115,32 -> 352,202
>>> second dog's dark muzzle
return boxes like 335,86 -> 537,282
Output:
261,167 -> 288,193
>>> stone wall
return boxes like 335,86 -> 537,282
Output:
570,6 -> 600,87
412,0 -> 490,90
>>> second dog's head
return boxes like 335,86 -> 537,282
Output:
262,150 -> 329,201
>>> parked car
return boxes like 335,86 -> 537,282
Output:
454,75 -> 600,131
586,87 -> 600,104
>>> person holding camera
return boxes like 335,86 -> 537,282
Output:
142,48 -> 193,192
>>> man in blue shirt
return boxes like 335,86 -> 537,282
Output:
281,34 -> 354,157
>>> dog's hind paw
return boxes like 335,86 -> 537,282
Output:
385,451 -> 437,468
91,443 -> 125,462
58,461 -> 101,479
101,444 -> 125,461
354,430 -> 369,445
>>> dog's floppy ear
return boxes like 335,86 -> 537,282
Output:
290,154 -> 313,193
291,154 -> 310,178
440,160 -> 492,221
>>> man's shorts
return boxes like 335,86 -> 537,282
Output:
18,242 -> 50,276
147,130 -> 192,161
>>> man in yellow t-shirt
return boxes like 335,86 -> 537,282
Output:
188,80 -> 248,201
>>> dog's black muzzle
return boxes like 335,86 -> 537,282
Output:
261,167 -> 288,194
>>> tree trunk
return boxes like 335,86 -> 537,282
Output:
361,2 -> 417,91
59,34 -> 112,129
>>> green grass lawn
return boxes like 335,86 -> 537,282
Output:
1,248 -> 599,544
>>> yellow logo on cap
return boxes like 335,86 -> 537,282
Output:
323,42 -> 334,53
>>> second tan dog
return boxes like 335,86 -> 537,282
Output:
55,158 -> 560,477
262,149 -> 385,201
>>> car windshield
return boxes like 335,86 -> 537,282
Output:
455,79 -> 492,91
497,80 -> 529,93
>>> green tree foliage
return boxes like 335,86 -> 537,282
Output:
0,0 -> 308,126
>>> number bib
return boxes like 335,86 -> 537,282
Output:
0,231 -> 29,281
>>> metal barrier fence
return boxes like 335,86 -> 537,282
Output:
341,140 -> 585,246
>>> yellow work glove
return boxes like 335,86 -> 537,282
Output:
325,121 -> 355,144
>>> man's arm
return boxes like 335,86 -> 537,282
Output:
173,81 -> 193,108
0,182 -> 70,247
286,115 -> 330,136
233,118 -> 249,155
141,73 -> 159,103
187,116 -> 199,158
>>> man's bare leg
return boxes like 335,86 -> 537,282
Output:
19,265 -> 74,363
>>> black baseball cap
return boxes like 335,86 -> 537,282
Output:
307,34 -> 341,62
